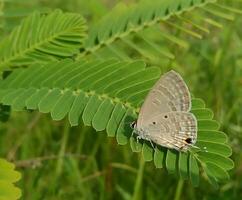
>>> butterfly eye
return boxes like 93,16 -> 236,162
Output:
130,121 -> 136,129
185,138 -> 192,144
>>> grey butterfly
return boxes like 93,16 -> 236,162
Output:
131,70 -> 197,152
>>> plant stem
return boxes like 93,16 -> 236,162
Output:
132,156 -> 145,200
76,124 -> 87,154
174,179 -> 184,200
56,119 -> 70,176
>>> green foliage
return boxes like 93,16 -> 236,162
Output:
0,9 -> 87,70
0,158 -> 21,200
79,0 -> 215,59
0,59 -> 233,187
0,0 -> 241,198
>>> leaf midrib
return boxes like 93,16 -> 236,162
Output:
0,87 -> 139,113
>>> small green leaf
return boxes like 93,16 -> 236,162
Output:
38,88 -> 61,113
116,109 -> 133,145
12,88 -> 36,111
92,99 -> 114,131
106,103 -> 126,137
189,154 -> 199,187
68,92 -> 89,126
203,165 -> 219,189
179,152 -> 188,180
197,130 -> 228,143
26,88 -> 49,110
191,108 -> 214,119
205,162 -> 230,181
197,120 -> 220,130
196,141 -> 232,157
51,90 -> 75,121
154,147 -> 165,168
130,137 -> 142,153
82,95 -> 102,126
1,89 -> 24,105
191,98 -> 205,109
198,152 -> 234,170
142,142 -> 153,162
166,150 -> 177,174
0,159 -> 22,200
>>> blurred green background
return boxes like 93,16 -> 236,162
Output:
0,0 -> 241,199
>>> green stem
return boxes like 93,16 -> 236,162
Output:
132,156 -> 145,200
174,179 -> 184,200
76,124 -> 88,154
56,119 -> 70,176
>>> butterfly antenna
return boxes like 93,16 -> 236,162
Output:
113,115 -> 135,127
188,145 -> 210,154
192,145 -> 200,150
147,139 -> 155,149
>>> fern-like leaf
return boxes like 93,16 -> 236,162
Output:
0,10 -> 87,70
0,159 -> 22,200
79,0 -> 216,59
79,0 -> 240,64
0,59 -> 233,187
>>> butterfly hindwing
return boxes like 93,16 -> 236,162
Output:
143,112 -> 197,151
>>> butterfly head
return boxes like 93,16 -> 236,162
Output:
130,121 -> 137,129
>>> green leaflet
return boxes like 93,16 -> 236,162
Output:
106,103 -> 126,137
204,162 -> 230,181
51,90 -> 76,121
0,159 -> 22,200
178,152 -> 189,180
142,142 -> 154,162
68,92 -> 89,126
0,59 -> 233,187
189,154 -> 199,187
82,94 -> 102,126
0,10 -> 87,70
116,108 -> 134,145
166,150 -> 177,174
154,147 -> 165,168
92,99 -> 115,131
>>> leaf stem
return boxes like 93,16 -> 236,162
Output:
174,179 -> 184,200
132,156 -> 145,200
56,119 -> 70,176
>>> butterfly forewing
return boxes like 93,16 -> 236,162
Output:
137,70 -> 191,128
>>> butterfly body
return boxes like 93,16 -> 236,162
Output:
132,70 -> 197,152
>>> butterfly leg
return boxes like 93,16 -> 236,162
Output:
136,135 -> 142,143
148,139 -> 155,149
131,130 -> 135,137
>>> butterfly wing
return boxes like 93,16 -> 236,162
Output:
137,70 -> 191,128
143,112 -> 197,151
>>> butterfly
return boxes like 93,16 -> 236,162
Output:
131,70 -> 197,152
